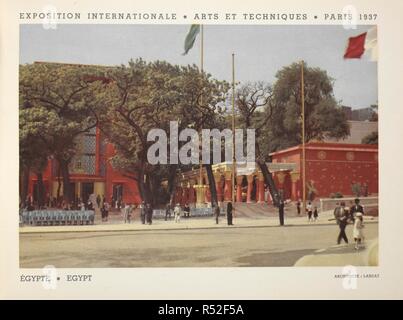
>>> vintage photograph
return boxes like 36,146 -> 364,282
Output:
18,24 -> 378,268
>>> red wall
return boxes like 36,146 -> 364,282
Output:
271,142 -> 378,198
27,139 -> 142,205
104,143 -> 142,205
28,160 -> 52,197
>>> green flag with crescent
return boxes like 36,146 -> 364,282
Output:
183,24 -> 200,55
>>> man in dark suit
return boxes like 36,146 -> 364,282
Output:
334,202 -> 349,244
279,199 -> 285,226
350,198 -> 364,221
140,201 -> 146,224
165,203 -> 171,221
227,202 -> 233,226
146,203 -> 153,225
214,204 -> 220,225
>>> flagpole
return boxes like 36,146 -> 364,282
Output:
199,25 -> 204,190
301,60 -> 306,217
231,53 -> 236,211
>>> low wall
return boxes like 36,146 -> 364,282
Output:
319,196 -> 378,212
152,207 -> 226,219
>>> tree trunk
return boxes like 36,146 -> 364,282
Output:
56,166 -> 61,200
137,163 -> 153,206
20,165 -> 30,207
204,164 -> 218,207
137,167 -> 147,204
257,159 -> 280,207
59,159 -> 72,204
149,173 -> 162,206
36,172 -> 46,208
144,173 -> 153,206
167,164 -> 177,206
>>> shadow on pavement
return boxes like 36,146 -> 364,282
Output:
314,244 -> 367,255
236,249 -> 317,267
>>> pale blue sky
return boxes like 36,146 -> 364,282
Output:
20,24 -> 377,108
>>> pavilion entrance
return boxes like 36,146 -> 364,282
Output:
81,182 -> 94,203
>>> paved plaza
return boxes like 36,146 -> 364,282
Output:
19,212 -> 378,268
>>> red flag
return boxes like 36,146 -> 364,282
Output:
344,32 -> 367,59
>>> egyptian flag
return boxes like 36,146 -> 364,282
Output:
183,24 -> 200,55
344,26 -> 377,61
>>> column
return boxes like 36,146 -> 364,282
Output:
236,175 -> 243,202
214,172 -> 223,202
94,182 -> 105,198
276,171 -> 286,189
76,181 -> 82,200
290,172 -> 300,201
204,176 -> 211,204
257,172 -> 265,203
188,180 -> 196,206
181,182 -> 189,205
246,174 -> 254,203
223,171 -> 232,201
95,127 -> 101,175
266,174 -> 274,205
276,171 -> 286,201
175,187 -> 182,205
195,186 -> 206,207
52,181 -> 62,198
194,177 -> 206,208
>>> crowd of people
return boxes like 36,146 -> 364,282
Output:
20,194 -> 100,212
112,198 -> 367,251
290,198 -> 366,250
22,192 -> 367,250
295,199 -> 319,222
163,202 -> 233,226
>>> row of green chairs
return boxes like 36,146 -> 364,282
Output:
20,210 -> 95,226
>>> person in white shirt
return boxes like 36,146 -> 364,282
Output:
174,204 -> 181,223
123,203 -> 131,224
306,202 -> 313,222
353,212 -> 364,250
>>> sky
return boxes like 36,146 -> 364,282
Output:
20,24 -> 378,109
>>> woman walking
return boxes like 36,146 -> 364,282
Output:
353,212 -> 364,250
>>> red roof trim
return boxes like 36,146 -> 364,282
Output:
270,142 -> 378,156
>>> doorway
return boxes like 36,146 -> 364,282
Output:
112,184 -> 123,204
81,182 -> 94,203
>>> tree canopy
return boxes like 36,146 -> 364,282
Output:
233,62 -> 350,204
99,59 -> 229,205
267,62 -> 350,152
19,59 -> 353,207
19,63 -> 108,203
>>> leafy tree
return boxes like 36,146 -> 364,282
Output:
19,106 -> 51,207
370,104 -> 378,121
268,62 -> 349,199
235,63 -> 350,205
233,81 -> 281,205
19,63 -> 108,203
101,59 -> 229,206
362,131 -> 378,144
269,62 -> 350,150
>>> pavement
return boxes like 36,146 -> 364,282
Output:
19,209 -> 379,267
294,238 -> 379,266
19,210 -> 378,234
19,220 -> 378,268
